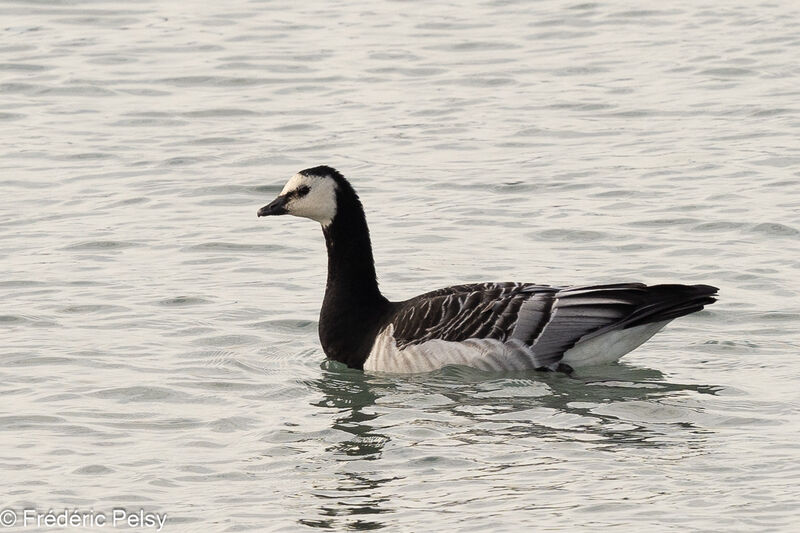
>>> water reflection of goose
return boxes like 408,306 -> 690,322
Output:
258,166 -> 718,374
303,365 -> 396,530
312,362 -> 720,455
304,362 -> 719,529
311,365 -> 391,458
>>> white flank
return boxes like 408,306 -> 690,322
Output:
562,320 -> 670,367
364,320 -> 672,373
363,324 -> 536,373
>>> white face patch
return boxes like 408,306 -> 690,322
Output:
279,172 -> 338,226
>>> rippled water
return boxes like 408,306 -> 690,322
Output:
2,0 -> 799,531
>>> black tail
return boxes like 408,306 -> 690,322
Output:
622,284 -> 718,329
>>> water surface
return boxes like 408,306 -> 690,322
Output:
1,0 -> 799,531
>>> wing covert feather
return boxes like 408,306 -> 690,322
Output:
390,282 -> 557,349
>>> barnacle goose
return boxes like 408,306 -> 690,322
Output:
257,166 -> 718,373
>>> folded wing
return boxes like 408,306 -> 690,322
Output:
371,282 -> 717,372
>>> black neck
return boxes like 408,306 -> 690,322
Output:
318,188 -> 390,368
322,204 -> 382,302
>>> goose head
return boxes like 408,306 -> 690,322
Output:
258,166 -> 340,226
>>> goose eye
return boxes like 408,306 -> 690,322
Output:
296,185 -> 310,197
